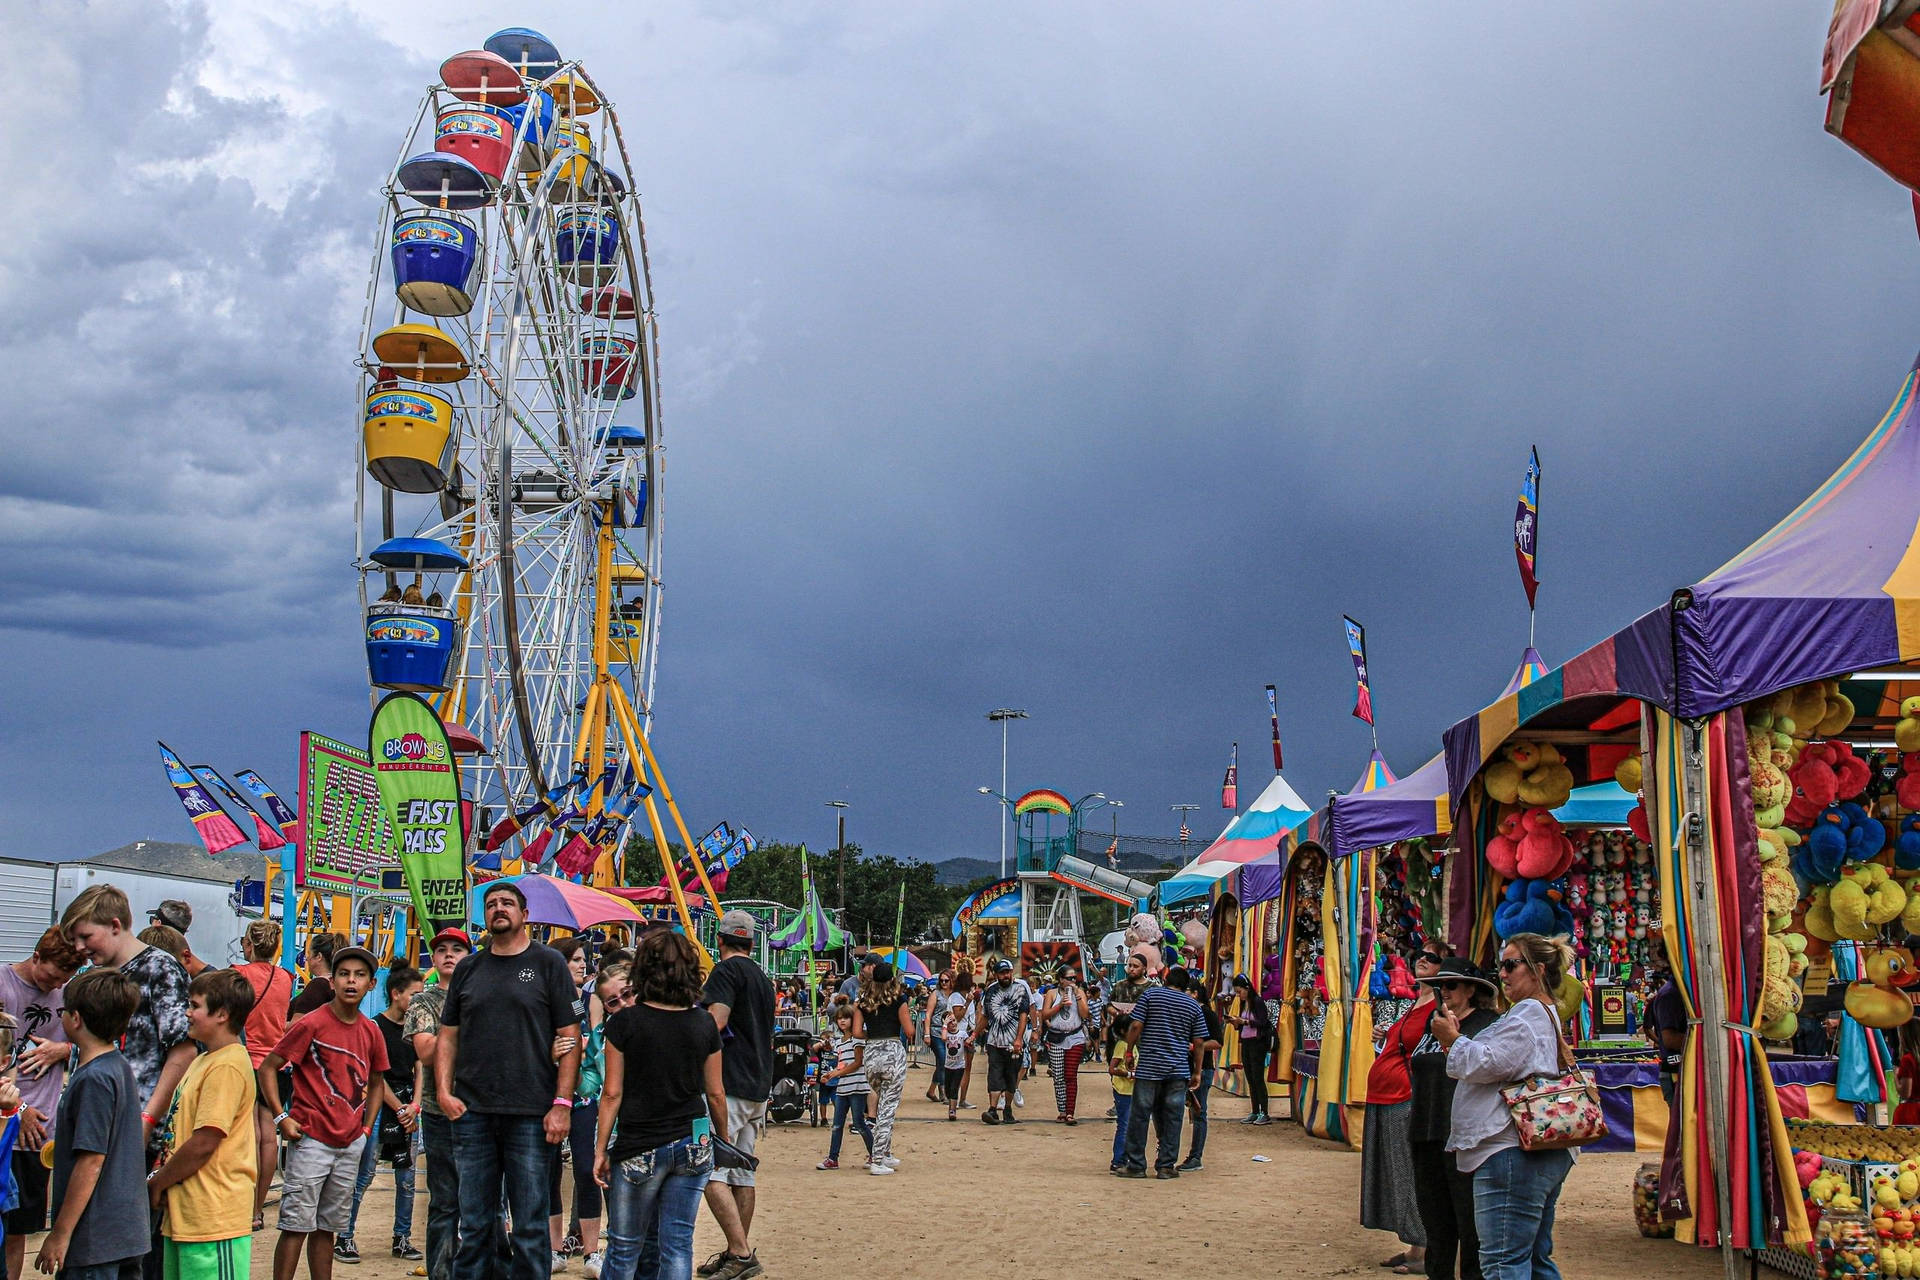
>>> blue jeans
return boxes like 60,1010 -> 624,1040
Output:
602,1134 -> 713,1280
452,1112 -> 552,1280
420,1112 -> 459,1280
1121,1076 -> 1186,1172
1185,1068 -> 1213,1162
828,1093 -> 871,1162
346,1111 -> 417,1243
1470,1146 -> 1573,1280
1110,1093 -> 1133,1166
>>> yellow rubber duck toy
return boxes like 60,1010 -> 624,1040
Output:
1845,945 -> 1918,1029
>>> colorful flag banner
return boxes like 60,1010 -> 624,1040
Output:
892,881 -> 907,955
1515,446 -> 1541,610
158,742 -> 247,854
1344,616 -> 1374,726
367,692 -> 468,934
1221,742 -> 1239,810
233,770 -> 300,843
771,849 -> 845,951
552,833 -> 597,878
1266,684 -> 1283,772
1179,821 -> 1192,843
193,765 -> 287,850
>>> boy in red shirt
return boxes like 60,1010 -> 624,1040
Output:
257,948 -> 397,1280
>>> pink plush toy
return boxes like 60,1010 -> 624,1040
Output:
1486,811 -> 1523,879
1515,809 -> 1575,879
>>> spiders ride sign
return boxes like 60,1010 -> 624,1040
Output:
368,691 -> 469,934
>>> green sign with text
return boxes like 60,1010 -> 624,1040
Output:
368,692 -> 468,935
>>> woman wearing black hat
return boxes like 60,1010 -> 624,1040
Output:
1406,959 -> 1499,1280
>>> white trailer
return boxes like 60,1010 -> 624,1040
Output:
0,842 -> 264,968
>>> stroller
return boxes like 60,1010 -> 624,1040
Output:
767,1027 -> 817,1125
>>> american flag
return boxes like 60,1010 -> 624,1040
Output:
1178,822 -> 1191,843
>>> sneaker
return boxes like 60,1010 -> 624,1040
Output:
581,1254 -> 603,1279
1013,1089 -> 1026,1107
1252,1114 -> 1273,1126
878,1155 -> 900,1168
1000,1109 -> 1019,1124
867,1162 -> 895,1176
393,1239 -> 424,1261
552,1252 -> 570,1273
334,1242 -> 362,1265
1178,1157 -> 1203,1172
697,1255 -> 731,1278
816,1157 -> 839,1170
982,1109 -> 1001,1125
710,1254 -> 763,1280
1113,1167 -> 1148,1178
960,1101 -> 977,1110
1155,1167 -> 1181,1179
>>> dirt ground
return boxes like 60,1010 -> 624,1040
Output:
212,1063 -> 1732,1280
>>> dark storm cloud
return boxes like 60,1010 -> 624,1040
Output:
4,2 -> 1916,864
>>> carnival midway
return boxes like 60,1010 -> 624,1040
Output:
28,11 -> 1920,1280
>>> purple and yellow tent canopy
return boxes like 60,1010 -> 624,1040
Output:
1328,752 -> 1451,860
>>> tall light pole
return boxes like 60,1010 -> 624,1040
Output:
825,800 -> 850,910
986,709 -> 1027,878
977,787 -> 1012,877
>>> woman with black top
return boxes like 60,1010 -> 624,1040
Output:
850,961 -> 912,1176
595,931 -> 727,1280
1405,959 -> 1499,1280
1231,973 -> 1277,1124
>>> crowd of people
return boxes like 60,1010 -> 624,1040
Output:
0,884 -> 790,1280
0,881 -> 1631,1280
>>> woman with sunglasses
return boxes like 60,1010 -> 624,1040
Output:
1407,959 -> 1499,1280
1431,933 -> 1577,1280
1361,948 -> 1443,1274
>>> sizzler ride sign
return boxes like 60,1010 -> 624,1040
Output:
368,692 -> 468,933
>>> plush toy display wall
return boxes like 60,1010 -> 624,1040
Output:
1567,828 -> 1662,971
1289,843 -> 1328,1045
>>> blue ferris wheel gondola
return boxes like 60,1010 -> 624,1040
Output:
484,27 -> 562,81
369,536 -> 469,573
396,152 -> 493,211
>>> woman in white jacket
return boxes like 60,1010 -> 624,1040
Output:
1429,933 -> 1576,1280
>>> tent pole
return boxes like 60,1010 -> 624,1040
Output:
1680,720 -> 1739,1280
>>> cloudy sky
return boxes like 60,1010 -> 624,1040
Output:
3,1 -> 1912,867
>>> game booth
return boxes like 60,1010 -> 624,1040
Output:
1437,355 -> 1920,1259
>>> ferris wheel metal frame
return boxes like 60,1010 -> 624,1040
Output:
350,43 -> 717,931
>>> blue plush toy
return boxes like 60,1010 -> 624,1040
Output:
1494,877 -> 1557,939
1837,801 -> 1887,860
1896,814 -> 1920,873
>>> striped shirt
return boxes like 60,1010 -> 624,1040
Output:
1127,986 -> 1206,1082
826,1033 -> 868,1095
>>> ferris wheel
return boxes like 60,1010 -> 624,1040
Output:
352,28 -> 715,912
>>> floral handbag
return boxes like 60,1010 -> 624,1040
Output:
1498,1003 -> 1608,1151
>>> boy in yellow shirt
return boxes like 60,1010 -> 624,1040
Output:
148,969 -> 258,1280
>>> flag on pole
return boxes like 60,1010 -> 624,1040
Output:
1179,821 -> 1191,843
233,770 -> 300,844
193,765 -> 288,850
892,881 -> 906,955
1221,742 -> 1239,810
1343,616 -> 1374,725
1515,446 -> 1541,609
771,849 -> 845,951
1266,684 -> 1283,772
158,742 -> 248,855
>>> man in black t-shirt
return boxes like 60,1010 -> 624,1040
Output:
437,883 -> 580,1280
697,912 -> 774,1280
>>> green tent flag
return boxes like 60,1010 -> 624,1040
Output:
368,691 -> 468,935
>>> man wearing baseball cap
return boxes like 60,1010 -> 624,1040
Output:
697,911 -> 774,1280
404,927 -> 472,1280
